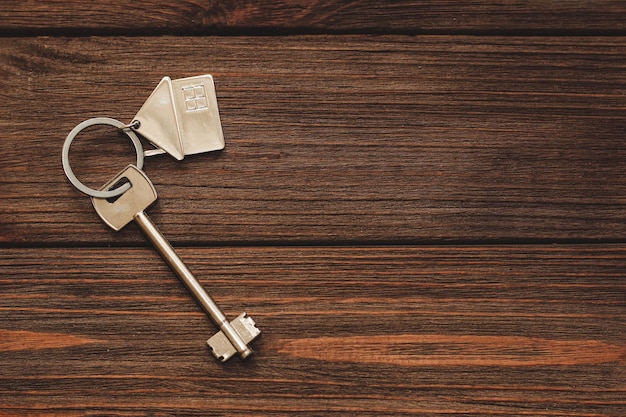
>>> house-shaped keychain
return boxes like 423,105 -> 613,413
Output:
132,74 -> 225,160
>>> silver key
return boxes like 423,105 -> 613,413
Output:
91,164 -> 260,362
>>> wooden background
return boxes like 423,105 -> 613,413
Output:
1,2 -> 625,416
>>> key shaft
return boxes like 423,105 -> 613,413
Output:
133,211 -> 253,360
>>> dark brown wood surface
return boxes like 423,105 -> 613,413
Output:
2,1 -> 626,35
2,36 -> 625,245
1,2 -> 625,416
1,246 -> 625,415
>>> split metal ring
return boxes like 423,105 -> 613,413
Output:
62,117 -> 144,199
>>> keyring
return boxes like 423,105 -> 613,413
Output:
62,117 -> 144,199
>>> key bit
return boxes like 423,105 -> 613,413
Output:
208,313 -> 261,362
91,164 -> 260,362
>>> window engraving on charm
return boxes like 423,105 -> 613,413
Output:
182,85 -> 209,111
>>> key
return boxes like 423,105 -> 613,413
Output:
91,164 -> 260,362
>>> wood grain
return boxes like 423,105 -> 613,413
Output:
2,2 -> 625,415
2,1 -> 626,35
1,36 -> 625,245
1,245 -> 624,416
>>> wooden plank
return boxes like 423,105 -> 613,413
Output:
0,245 -> 624,415
1,36 -> 625,245
2,1 -> 626,35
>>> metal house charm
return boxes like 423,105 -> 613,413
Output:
132,74 -> 225,160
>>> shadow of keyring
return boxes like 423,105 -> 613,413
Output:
62,117 -> 144,199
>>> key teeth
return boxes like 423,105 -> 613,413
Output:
206,339 -> 227,362
210,346 -> 227,363
207,331 -> 236,362
207,312 -> 261,362
235,312 -> 261,341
